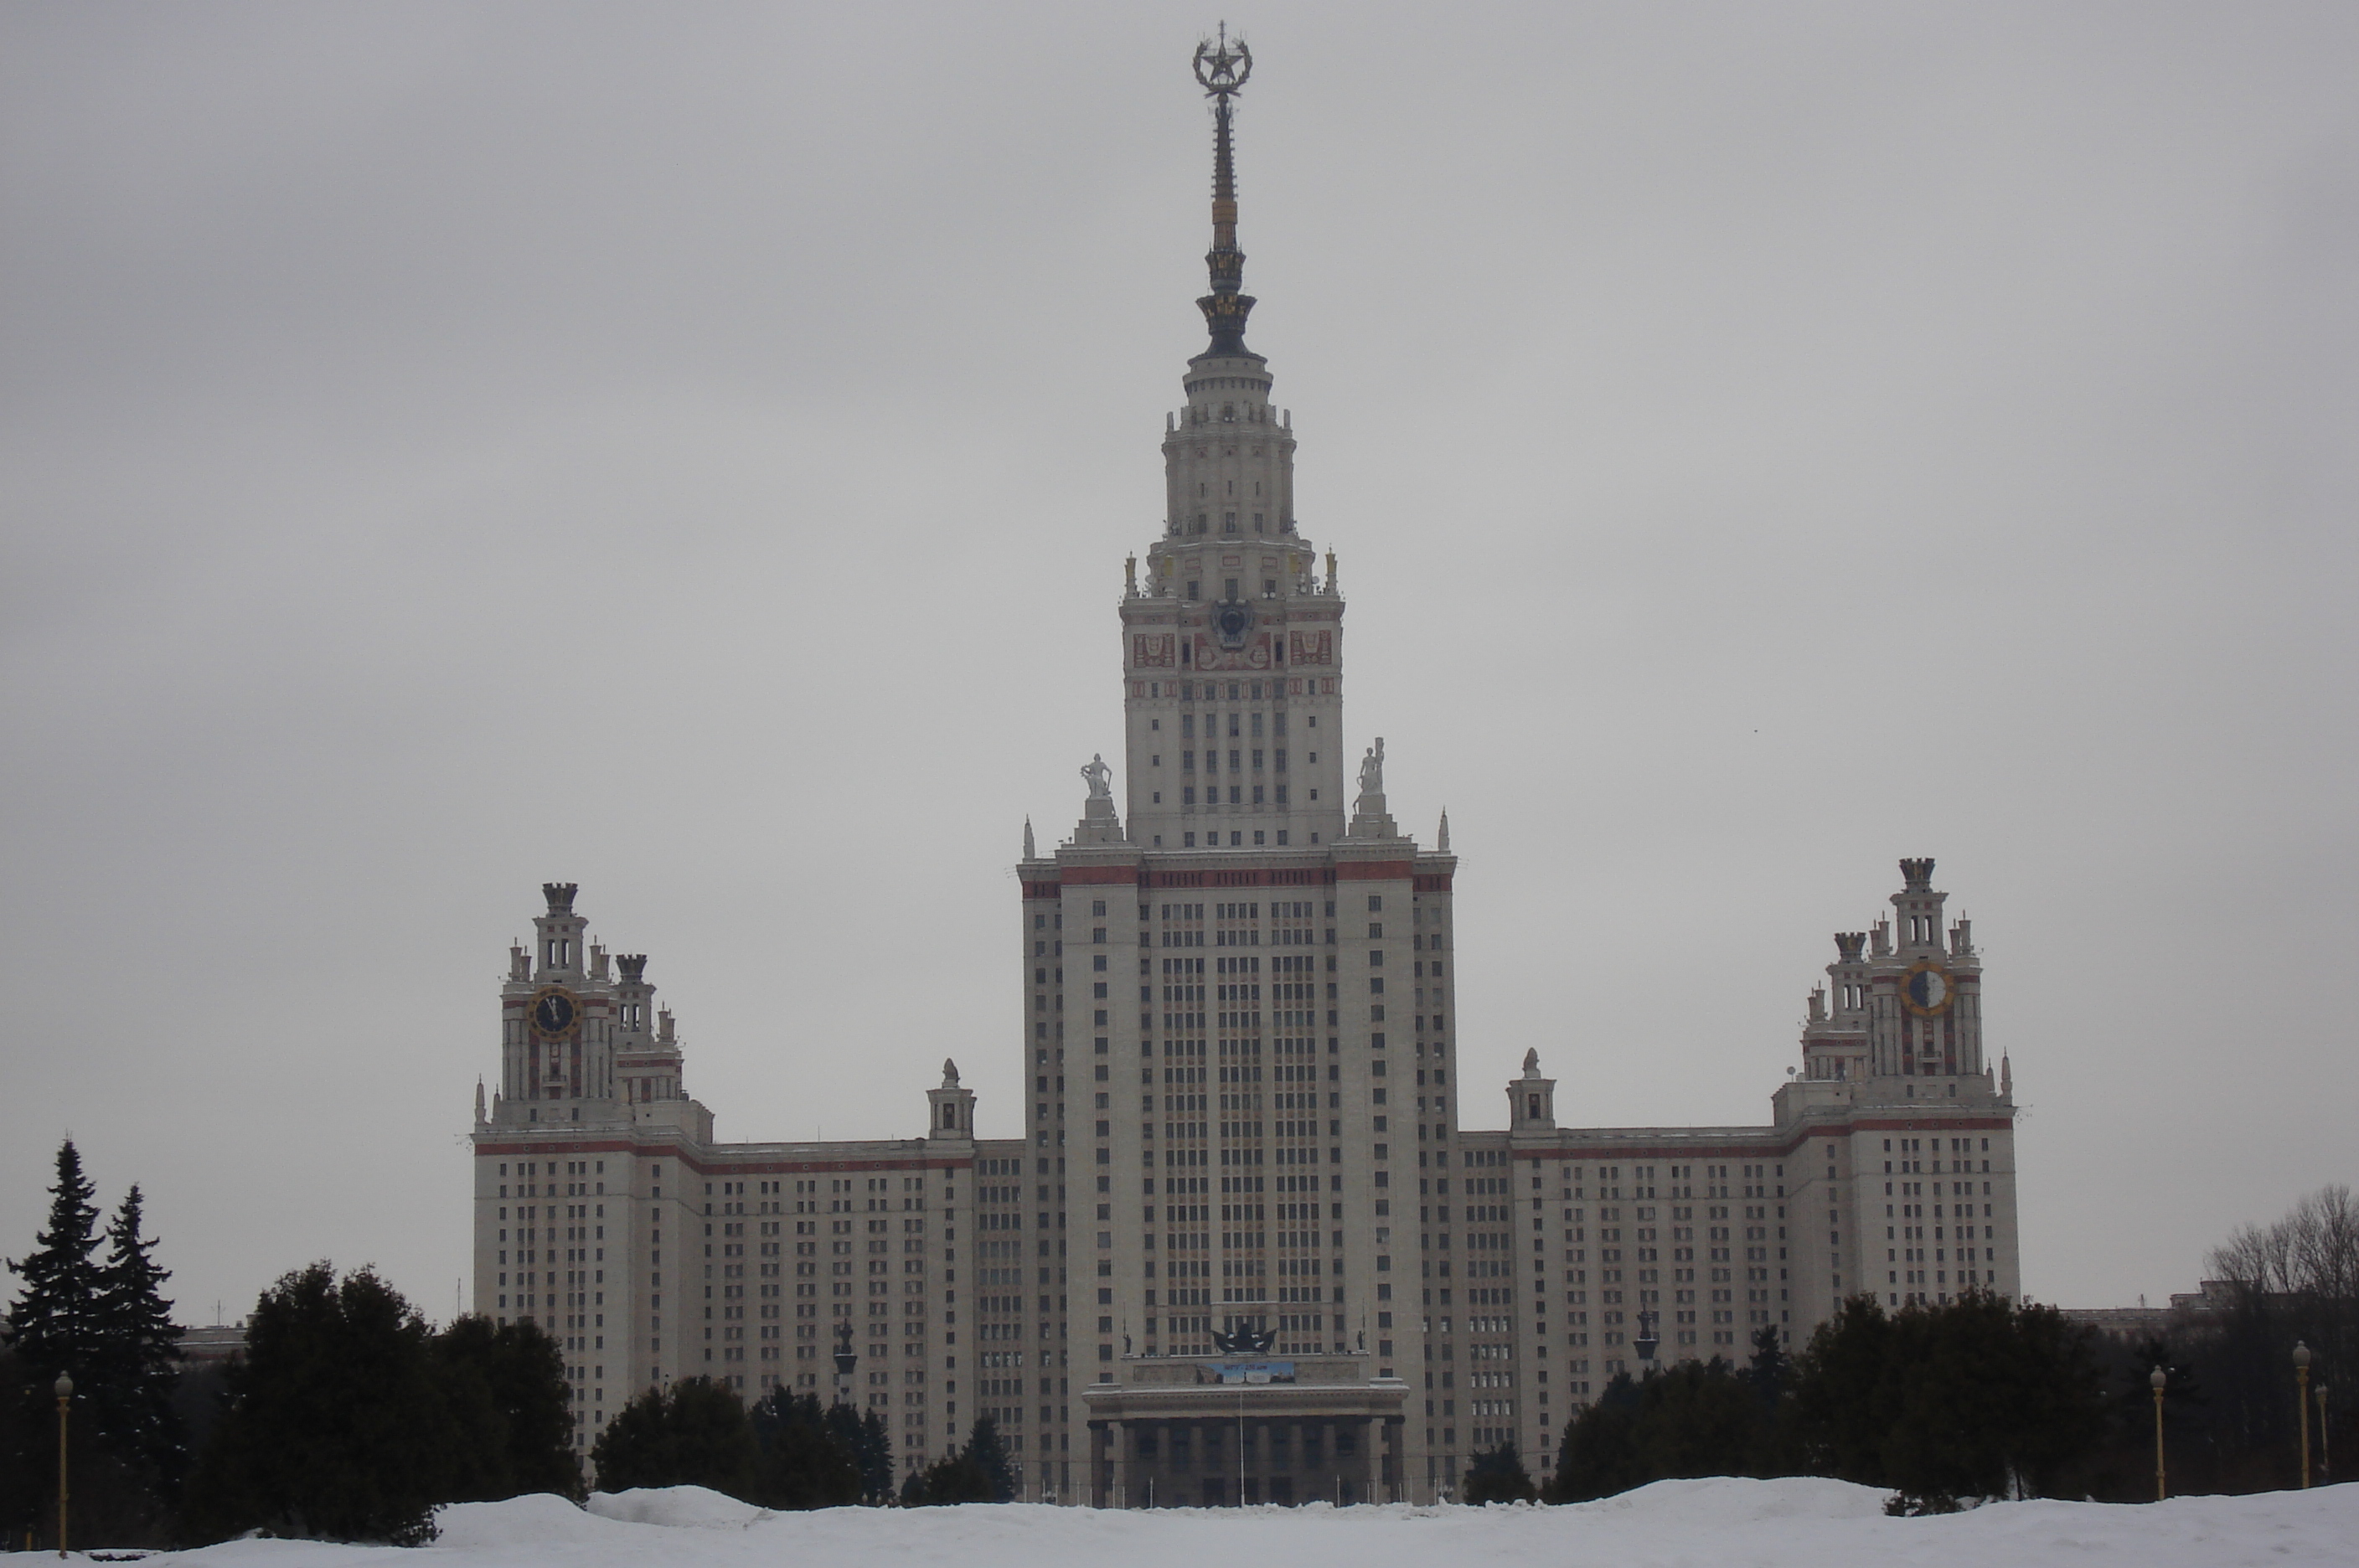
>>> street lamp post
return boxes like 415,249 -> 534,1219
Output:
2294,1342 -> 2311,1489
53,1372 -> 72,1560
2317,1382 -> 2331,1482
2150,1366 -> 2167,1502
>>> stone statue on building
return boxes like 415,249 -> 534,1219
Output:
1082,753 -> 1113,800
1358,737 -> 1385,798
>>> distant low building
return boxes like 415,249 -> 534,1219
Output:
178,1321 -> 248,1366
2062,1280 -> 2238,1343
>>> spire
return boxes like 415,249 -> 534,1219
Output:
1192,26 -> 1257,356
1438,808 -> 1451,852
1023,817 -> 1035,859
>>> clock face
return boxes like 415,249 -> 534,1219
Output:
530,987 -> 577,1036
1899,962 -> 1954,1017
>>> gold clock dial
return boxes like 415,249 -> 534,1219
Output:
530,986 -> 577,1036
1898,962 -> 1954,1018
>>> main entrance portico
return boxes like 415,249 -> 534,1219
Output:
1086,1354 -> 1408,1507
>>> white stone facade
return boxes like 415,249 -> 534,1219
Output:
466,50 -> 2021,1502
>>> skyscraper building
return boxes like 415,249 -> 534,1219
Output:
468,35 -> 2021,1504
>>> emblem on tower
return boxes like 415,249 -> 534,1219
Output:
1193,25 -> 1252,96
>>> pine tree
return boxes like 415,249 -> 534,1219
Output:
431,1315 -> 579,1502
747,1389 -> 858,1509
1461,1442 -> 1536,1504
181,1263 -> 450,1545
6,1146 -> 195,1545
7,1141 -> 105,1375
816,1400 -> 896,1504
854,1409 -> 895,1504
906,1416 -> 1012,1505
1543,1371 -> 1642,1502
962,1415 -> 1016,1502
6,1142 -> 106,1544
90,1185 -> 187,1498
1746,1323 -> 1789,1405
588,1377 -> 756,1499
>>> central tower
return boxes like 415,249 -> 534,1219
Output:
1120,28 -> 1347,853
1023,31 -> 1453,1506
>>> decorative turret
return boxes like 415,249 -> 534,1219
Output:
1507,1047 -> 1557,1132
533,881 -> 586,978
928,1058 -> 977,1141
1801,929 -> 1872,1082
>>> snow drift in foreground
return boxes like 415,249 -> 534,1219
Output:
134,1475 -> 2358,1568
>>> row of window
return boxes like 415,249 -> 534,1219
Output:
1175,749 -> 1286,773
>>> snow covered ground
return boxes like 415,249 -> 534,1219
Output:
117,1477 -> 2359,1568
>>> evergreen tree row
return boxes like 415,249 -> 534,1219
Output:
183,1261 -> 581,1545
587,1375 -> 1019,1509
2,1141 -> 188,1546
1458,1293 -> 2114,1509
4,1142 -> 581,1548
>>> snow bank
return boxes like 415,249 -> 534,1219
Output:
122,1475 -> 2359,1568
435,1493 -> 616,1548
586,1487 -> 773,1529
1567,1473 -> 1892,1524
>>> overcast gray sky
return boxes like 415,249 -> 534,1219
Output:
4,2 -> 2354,1330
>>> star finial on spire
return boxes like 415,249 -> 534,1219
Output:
1191,28 -> 1257,356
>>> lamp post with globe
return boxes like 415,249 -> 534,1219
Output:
53,1372 -> 72,1559
2294,1342 -> 2312,1488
